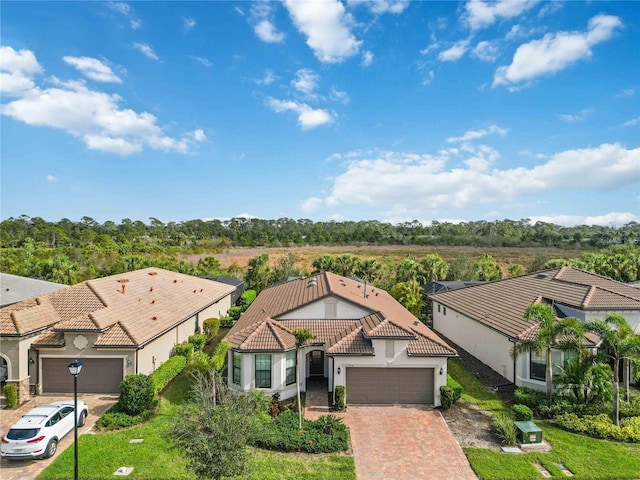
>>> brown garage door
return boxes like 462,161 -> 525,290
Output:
42,358 -> 123,394
346,367 -> 434,404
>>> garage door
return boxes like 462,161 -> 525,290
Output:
42,358 -> 123,394
346,367 -> 434,404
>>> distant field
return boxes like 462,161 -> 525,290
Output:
183,245 -> 588,271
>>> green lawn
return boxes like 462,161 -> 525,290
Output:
39,374 -> 354,480
448,358 -> 640,480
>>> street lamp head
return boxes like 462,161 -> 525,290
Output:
68,360 -> 83,376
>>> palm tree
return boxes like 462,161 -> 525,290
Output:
390,281 -> 425,317
586,313 -> 640,425
420,254 -> 449,282
512,303 -> 585,401
189,341 -> 230,406
292,329 -> 315,429
554,352 -> 612,405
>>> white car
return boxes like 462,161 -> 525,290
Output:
1,400 -> 88,460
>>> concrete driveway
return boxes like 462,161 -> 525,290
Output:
0,394 -> 118,480
345,405 -> 478,480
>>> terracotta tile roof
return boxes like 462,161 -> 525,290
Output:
226,272 -> 456,357
227,319 -> 296,351
517,322 -> 600,347
0,268 -> 235,349
430,267 -> 640,340
94,323 -> 136,347
31,329 -> 65,347
326,327 -> 374,355
407,329 -> 461,356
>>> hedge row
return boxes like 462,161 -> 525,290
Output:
149,355 -> 187,394
555,413 -> 640,443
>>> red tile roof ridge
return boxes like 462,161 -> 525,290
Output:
582,285 -> 597,309
85,280 -> 108,307
326,326 -> 364,353
367,317 -> 416,338
265,319 -> 291,350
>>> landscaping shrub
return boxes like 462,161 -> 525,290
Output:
441,375 -> 463,409
237,289 -> 256,307
620,391 -> 640,418
173,341 -> 193,359
254,410 -> 348,453
334,385 -> 346,411
228,306 -> 243,321
513,387 -> 546,411
269,393 -> 286,417
512,404 -> 533,421
3,384 -> 17,408
149,355 -> 186,394
219,316 -> 234,328
203,317 -> 221,339
448,374 -> 463,401
188,333 -> 207,352
492,413 -> 517,446
119,374 -> 155,415
538,398 -> 608,419
555,413 -> 640,442
97,411 -> 134,430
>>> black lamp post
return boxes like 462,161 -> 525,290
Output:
67,360 -> 83,480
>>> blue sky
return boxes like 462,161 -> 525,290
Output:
1,1 -> 638,227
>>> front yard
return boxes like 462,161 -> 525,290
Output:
445,358 -> 640,479
39,374 -> 355,480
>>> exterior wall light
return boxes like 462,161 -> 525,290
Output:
439,366 -> 444,375
337,366 -> 341,374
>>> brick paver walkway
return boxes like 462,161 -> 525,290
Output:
345,405 -> 478,480
304,377 -> 333,421
0,394 -> 118,480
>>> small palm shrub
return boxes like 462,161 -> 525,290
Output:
493,413 -> 517,446
3,384 -> 18,408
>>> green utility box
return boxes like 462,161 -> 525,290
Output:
514,421 -> 543,444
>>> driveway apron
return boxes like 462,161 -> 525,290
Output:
345,405 -> 477,480
0,394 -> 118,480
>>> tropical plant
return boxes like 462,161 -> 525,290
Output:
512,303 -> 586,401
554,352 -> 612,405
420,254 -> 449,282
292,328 -> 315,429
187,341 -> 230,406
586,313 -> 640,426
390,280 -> 425,317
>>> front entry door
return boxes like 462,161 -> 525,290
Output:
309,351 -> 324,376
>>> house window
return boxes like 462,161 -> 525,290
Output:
255,354 -> 272,388
437,304 -> 441,313
530,351 -> 546,381
443,306 -> 447,315
285,351 -> 296,386
233,352 -> 241,385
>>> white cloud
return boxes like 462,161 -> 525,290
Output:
46,174 -> 58,182
615,88 -> 635,98
446,125 -> 508,143
419,43 -> 440,56
250,3 -> 285,43
1,47 -> 203,156
556,108 -> 593,122
283,0 -> 362,63
300,196 -> 323,213
347,0 -> 409,15
330,87 -> 350,104
107,2 -> 130,15
472,40 -> 499,62
292,69 -> 319,98
530,212 -> 639,227
494,14 -> 622,87
0,46 -> 42,96
130,18 -> 142,29
465,0 -> 538,30
361,51 -> 374,67
183,17 -> 196,31
191,56 -> 213,67
266,97 -> 335,130
132,43 -> 159,61
323,143 -> 639,217
254,69 -> 278,85
63,56 -> 122,83
622,117 -> 640,127
438,40 -> 469,62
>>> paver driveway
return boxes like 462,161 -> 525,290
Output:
345,405 -> 477,480
0,394 -> 118,480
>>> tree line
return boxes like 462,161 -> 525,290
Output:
2,215 -> 639,249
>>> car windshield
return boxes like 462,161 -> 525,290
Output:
7,428 -> 40,440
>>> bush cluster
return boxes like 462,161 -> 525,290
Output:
97,408 -> 155,431
188,333 -> 207,352
203,317 -> 221,339
173,341 -> 193,359
219,316 -> 234,328
621,391 -> 640,418
254,410 -> 348,453
440,375 -> 463,409
513,387 -> 547,411
512,404 -> 533,421
492,413 -> 518,446
149,355 -> 186,394
119,374 -> 155,415
334,385 -> 346,411
3,384 -> 18,408
237,289 -> 257,307
555,413 -> 640,443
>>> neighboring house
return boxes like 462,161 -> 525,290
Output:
200,275 -> 245,305
421,280 -> 486,295
0,268 -> 235,401
225,272 -> 457,407
0,273 -> 67,307
430,267 -> 640,391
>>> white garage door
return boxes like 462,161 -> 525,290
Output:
42,358 -> 123,394
346,367 -> 435,404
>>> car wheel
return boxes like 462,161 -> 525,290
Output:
44,439 -> 58,458
78,410 -> 87,427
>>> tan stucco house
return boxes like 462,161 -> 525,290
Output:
430,267 -> 640,391
225,272 -> 457,407
0,268 -> 234,401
